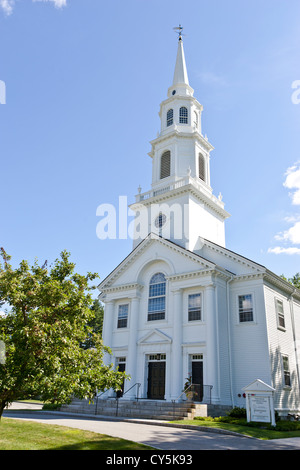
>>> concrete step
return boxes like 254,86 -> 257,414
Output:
60,398 -> 196,420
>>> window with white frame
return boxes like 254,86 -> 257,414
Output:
188,293 -> 201,321
148,273 -> 166,321
179,106 -> 188,124
282,355 -> 291,387
238,294 -> 253,322
166,109 -> 173,127
117,304 -> 128,328
275,299 -> 285,329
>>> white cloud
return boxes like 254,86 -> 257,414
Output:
0,0 -> 67,14
274,221 -> 300,244
0,0 -> 14,15
33,0 -> 67,8
269,162 -> 300,256
283,162 -> 300,205
268,247 -> 300,255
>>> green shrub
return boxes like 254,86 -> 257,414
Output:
42,403 -> 63,411
226,407 -> 247,418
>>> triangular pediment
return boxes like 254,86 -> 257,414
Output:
138,329 -> 172,345
242,379 -> 275,393
98,233 -> 216,291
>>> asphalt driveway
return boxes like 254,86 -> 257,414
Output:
3,403 -> 300,451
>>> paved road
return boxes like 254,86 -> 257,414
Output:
3,404 -> 300,451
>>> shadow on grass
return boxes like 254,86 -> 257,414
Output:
45,439 -> 153,450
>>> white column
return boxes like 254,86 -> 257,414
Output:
171,289 -> 183,400
125,296 -> 140,399
205,284 -> 219,402
102,300 -> 115,366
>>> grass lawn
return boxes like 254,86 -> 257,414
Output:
170,418 -> 300,440
0,418 -> 154,450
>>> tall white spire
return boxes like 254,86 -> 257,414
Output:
168,27 -> 194,98
173,37 -> 189,86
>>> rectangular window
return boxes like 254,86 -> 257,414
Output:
275,299 -> 285,329
148,297 -> 165,321
117,304 -> 128,328
188,293 -> 201,321
238,294 -> 253,322
282,355 -> 291,387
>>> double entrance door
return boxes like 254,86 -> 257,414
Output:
147,358 -> 165,400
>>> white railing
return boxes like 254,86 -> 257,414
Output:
135,176 -> 224,209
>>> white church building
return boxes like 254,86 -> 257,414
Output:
99,33 -> 300,416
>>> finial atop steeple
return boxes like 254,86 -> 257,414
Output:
172,26 -> 189,87
173,24 -> 184,41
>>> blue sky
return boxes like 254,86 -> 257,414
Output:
0,0 -> 300,290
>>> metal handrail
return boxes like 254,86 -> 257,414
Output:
122,382 -> 141,400
172,384 -> 213,403
115,382 -> 141,417
94,389 -> 108,415
173,383 -> 196,403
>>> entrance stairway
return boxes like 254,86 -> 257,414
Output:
60,398 -> 231,421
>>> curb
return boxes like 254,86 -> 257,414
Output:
3,408 -> 254,439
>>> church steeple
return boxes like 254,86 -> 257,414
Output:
172,35 -> 189,87
168,32 -> 194,98
130,29 -> 230,251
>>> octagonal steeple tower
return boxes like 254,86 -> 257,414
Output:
131,30 -> 230,251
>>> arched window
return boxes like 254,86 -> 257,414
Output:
166,109 -> 173,127
148,273 -> 166,321
160,151 -> 171,179
179,106 -> 188,124
198,153 -> 205,182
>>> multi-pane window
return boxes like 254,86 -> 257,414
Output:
188,293 -> 201,321
160,151 -> 171,179
117,304 -> 128,328
282,355 -> 291,387
167,109 -> 173,127
198,153 -> 205,182
238,294 -> 253,322
148,273 -> 166,321
179,106 -> 188,124
275,299 -> 285,329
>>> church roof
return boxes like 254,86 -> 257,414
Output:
98,233 -> 300,301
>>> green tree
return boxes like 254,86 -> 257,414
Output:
0,248 -> 126,419
281,273 -> 300,289
82,299 -> 104,350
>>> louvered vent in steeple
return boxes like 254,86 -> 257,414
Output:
160,151 -> 171,179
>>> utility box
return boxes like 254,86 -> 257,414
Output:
242,379 -> 276,427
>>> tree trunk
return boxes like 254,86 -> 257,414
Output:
0,400 -> 7,419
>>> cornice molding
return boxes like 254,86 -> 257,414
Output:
131,182 -> 229,219
149,129 -> 214,154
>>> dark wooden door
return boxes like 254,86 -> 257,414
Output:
147,362 -> 165,399
192,361 -> 203,402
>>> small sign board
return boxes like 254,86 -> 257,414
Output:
242,379 -> 276,426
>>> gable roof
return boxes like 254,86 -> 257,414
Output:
98,233 -> 300,301
98,233 -> 218,291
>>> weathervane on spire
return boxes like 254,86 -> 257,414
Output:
173,24 -> 184,41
